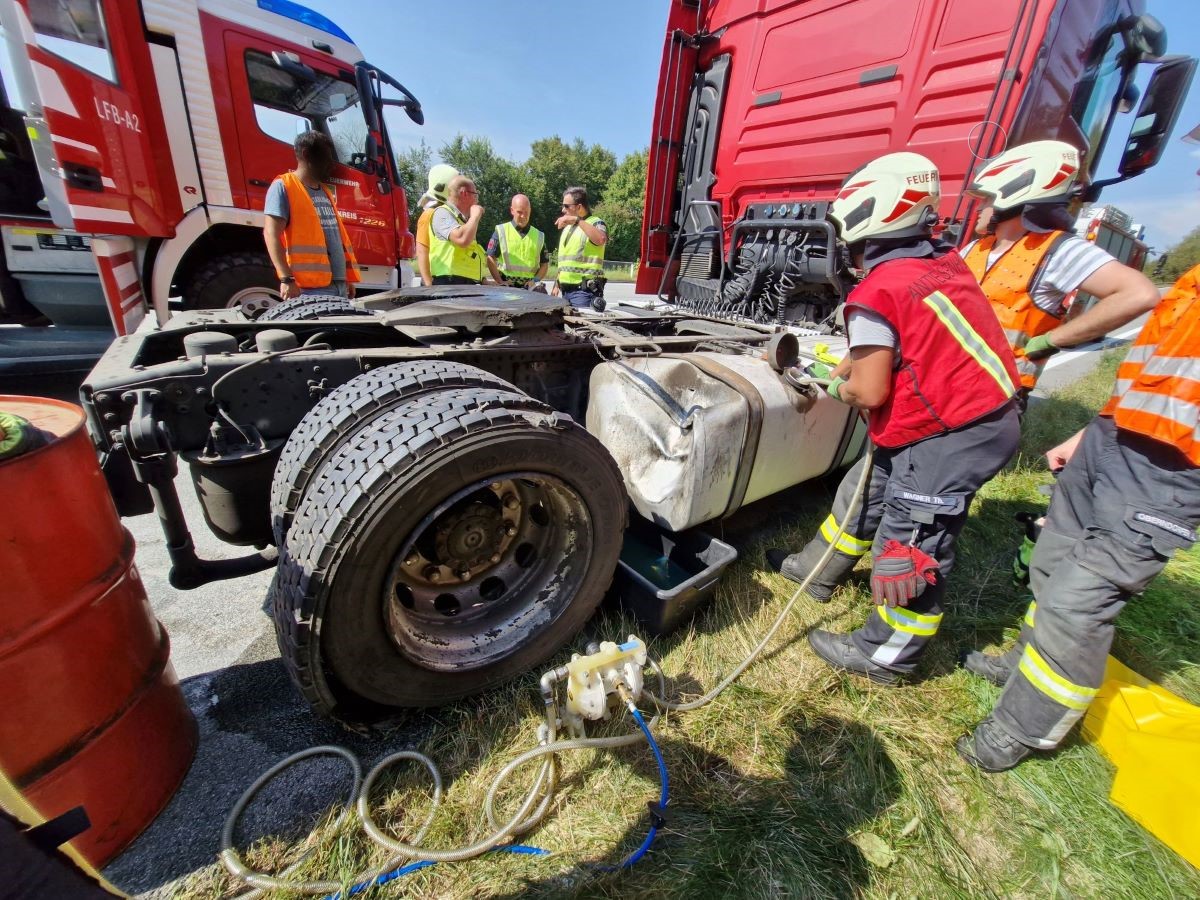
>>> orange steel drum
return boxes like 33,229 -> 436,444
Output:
0,396 -> 196,866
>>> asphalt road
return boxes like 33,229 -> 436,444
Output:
3,286 -> 1135,897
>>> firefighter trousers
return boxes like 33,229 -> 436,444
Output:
795,402 -> 1020,672
991,416 -> 1200,749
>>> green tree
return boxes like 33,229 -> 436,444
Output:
439,134 -> 522,248
593,148 -> 648,262
522,136 -> 618,243
393,139 -> 434,220
1151,224 -> 1200,284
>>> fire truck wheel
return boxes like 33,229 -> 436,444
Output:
183,251 -> 281,318
270,387 -> 627,723
270,361 -> 517,544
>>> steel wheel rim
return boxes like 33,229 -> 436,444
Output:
227,285 -> 281,318
384,472 -> 592,671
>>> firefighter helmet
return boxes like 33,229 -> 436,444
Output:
830,152 -> 941,245
967,140 -> 1081,211
426,164 -> 460,201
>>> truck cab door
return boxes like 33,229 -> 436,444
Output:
0,0 -> 179,237
222,33 -> 399,288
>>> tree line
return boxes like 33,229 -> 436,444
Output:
1146,225 -> 1200,283
395,136 -> 648,262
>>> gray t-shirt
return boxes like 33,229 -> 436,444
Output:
265,178 -> 346,281
432,205 -> 466,240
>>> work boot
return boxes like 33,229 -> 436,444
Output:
765,548 -> 836,601
807,629 -> 900,685
956,716 -> 1033,773
959,648 -> 1016,686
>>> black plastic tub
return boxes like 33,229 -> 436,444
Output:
612,516 -> 739,635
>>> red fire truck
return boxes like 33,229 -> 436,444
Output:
0,0 -> 419,371
637,0 -> 1194,315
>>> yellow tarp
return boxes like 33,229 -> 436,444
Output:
1082,656 -> 1200,867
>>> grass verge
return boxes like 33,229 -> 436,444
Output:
173,350 -> 1200,899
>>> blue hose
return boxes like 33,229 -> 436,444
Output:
325,844 -> 550,899
614,707 -> 670,870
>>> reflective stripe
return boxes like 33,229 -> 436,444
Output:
870,628 -> 915,667
1003,328 -> 1026,345
1141,355 -> 1200,381
875,604 -> 943,637
1112,378 -> 1133,396
290,262 -> 334,272
1023,600 -> 1036,629
1018,645 -> 1097,710
1016,357 -> 1042,376
819,514 -> 872,557
1124,343 -> 1156,364
1117,388 -> 1200,430
922,291 -> 1016,397
287,244 -> 329,255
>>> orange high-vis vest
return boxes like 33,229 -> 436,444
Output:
278,171 -> 361,287
1101,264 -> 1200,466
962,231 -> 1068,389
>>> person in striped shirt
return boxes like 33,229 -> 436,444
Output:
961,141 -> 1158,409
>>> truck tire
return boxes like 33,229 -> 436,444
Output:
270,361 -> 517,543
257,295 -> 372,321
182,250 -> 280,318
271,387 -> 627,722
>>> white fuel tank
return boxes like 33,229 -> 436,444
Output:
587,351 -> 863,532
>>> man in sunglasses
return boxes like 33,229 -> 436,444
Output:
552,186 -> 608,307
429,175 -> 486,285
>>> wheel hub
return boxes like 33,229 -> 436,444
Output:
435,501 -> 505,571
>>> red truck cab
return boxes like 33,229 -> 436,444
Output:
638,0 -> 1194,321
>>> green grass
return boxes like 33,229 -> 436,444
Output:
174,351 -> 1200,899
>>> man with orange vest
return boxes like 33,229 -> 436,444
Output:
961,140 -> 1158,407
263,131 -> 361,301
768,152 -> 1022,682
958,263 -> 1200,771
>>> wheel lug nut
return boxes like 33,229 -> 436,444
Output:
504,524 -> 517,536
458,568 -> 471,580
404,553 -> 418,566
490,553 -> 501,563
423,566 -> 441,583
502,493 -> 518,509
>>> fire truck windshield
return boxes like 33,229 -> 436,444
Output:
245,50 -> 367,166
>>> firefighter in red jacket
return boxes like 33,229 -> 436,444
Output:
768,151 -> 1022,682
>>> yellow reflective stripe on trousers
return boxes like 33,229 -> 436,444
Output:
875,604 -> 943,637
819,514 -> 872,557
1023,600 -> 1036,628
922,291 -> 1015,397
1017,645 -> 1097,710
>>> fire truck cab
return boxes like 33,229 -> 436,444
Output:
0,0 -> 417,368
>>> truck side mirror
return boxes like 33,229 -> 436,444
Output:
1117,55 -> 1197,178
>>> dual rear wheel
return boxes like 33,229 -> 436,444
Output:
269,357 -> 626,723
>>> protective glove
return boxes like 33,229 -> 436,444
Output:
805,360 -> 833,380
1022,333 -> 1059,361
870,539 -> 940,607
826,375 -> 847,402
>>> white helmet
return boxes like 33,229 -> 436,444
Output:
830,152 -> 940,244
423,164 -> 460,204
967,140 -> 1081,211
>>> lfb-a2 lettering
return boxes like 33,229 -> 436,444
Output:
94,98 -> 141,133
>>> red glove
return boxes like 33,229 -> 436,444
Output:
870,539 -> 940,607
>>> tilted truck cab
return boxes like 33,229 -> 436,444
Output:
637,0 -> 1194,325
